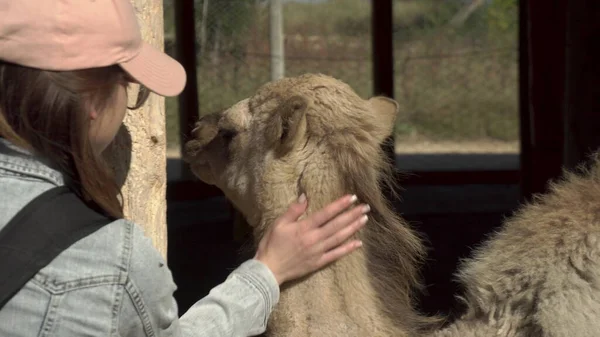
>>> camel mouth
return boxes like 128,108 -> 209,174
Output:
182,115 -> 221,164
182,139 -> 204,164
183,138 -> 216,184
188,160 -> 210,174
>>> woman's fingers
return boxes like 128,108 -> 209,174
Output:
254,193 -> 368,285
276,193 -> 309,224
318,214 -> 368,253
316,240 -> 363,268
300,194 -> 358,229
316,203 -> 370,240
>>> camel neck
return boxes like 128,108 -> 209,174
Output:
257,184 -> 408,337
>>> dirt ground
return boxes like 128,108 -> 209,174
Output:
394,139 -> 519,154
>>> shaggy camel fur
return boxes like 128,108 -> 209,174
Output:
184,73 -> 600,337
432,158 -> 600,337
183,73 -> 438,336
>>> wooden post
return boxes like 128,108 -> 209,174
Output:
174,0 -> 199,181
104,0 -> 168,259
518,0 -> 532,200
563,0 -> 600,171
519,0 -> 568,201
371,0 -> 395,174
270,0 -> 285,81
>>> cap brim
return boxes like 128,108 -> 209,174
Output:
119,42 -> 186,97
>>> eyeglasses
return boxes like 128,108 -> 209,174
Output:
121,71 -> 151,110
128,84 -> 150,110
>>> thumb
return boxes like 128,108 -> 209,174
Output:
277,193 -> 308,224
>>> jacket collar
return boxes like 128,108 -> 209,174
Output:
0,138 -> 65,187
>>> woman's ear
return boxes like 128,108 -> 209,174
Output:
367,96 -> 399,143
265,95 -> 309,157
89,110 -> 99,121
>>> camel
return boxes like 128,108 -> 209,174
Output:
183,73 -> 438,336
432,156 -> 600,337
183,73 -> 600,337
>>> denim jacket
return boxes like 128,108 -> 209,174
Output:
0,138 -> 280,337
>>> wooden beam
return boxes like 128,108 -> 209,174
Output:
173,0 -> 199,180
520,0 -> 568,201
167,170 -> 520,202
396,170 -> 520,186
563,0 -> 600,170
372,0 -> 394,99
518,0 -> 531,201
371,0 -> 396,181
105,0 -> 168,258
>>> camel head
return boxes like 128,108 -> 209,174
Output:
184,73 -> 435,334
183,73 -> 399,233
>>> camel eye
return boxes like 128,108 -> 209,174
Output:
219,129 -> 237,143
281,120 -> 289,140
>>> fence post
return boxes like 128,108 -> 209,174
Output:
563,0 -> 600,170
372,0 -> 395,168
270,0 -> 285,81
174,0 -> 199,181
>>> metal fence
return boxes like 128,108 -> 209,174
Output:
163,0 -> 519,155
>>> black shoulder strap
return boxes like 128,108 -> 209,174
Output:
0,186 -> 113,310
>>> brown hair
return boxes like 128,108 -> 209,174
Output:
0,61 -> 148,218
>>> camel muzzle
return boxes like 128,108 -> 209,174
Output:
182,114 -> 221,164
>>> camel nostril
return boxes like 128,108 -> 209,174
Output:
192,119 -> 205,136
182,115 -> 221,165
191,113 -> 222,139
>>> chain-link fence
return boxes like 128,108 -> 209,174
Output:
392,0 -> 519,154
163,0 -> 519,156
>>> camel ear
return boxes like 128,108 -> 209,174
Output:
265,95 -> 308,156
368,96 -> 399,142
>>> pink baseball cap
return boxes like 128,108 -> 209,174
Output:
0,0 -> 186,97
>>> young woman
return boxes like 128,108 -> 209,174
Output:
0,1 -> 370,336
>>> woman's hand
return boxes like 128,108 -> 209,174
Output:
254,194 -> 370,285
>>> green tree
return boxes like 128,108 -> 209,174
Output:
486,0 -> 518,37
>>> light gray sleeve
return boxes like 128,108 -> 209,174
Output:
119,222 -> 280,337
